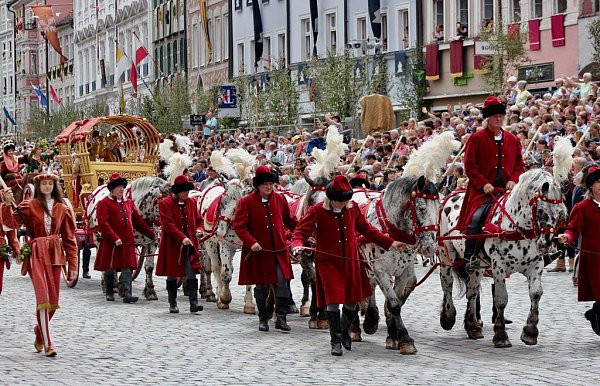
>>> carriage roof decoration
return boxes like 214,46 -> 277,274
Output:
402,131 -> 461,183
54,115 -> 161,213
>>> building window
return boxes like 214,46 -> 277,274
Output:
456,0 -> 469,30
532,0 -> 543,18
357,16 -> 367,54
215,16 -> 221,62
555,0 -> 567,14
223,14 -> 229,60
277,32 -> 286,63
207,19 -> 213,64
192,23 -> 198,68
433,0 -> 444,42
511,0 -> 521,22
326,12 -> 337,54
301,18 -> 311,61
173,39 -> 179,72
596,0 -> 600,13
381,13 -> 388,51
482,0 -> 494,20
398,9 -> 409,49
264,36 -> 271,69
237,42 -> 245,74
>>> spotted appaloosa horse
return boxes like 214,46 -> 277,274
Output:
358,176 -> 440,354
194,179 -> 256,313
438,169 -> 567,347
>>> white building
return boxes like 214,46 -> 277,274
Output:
0,0 -> 16,135
48,16 -> 75,111
74,0 -> 153,113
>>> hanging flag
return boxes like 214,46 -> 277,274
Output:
309,0 -> 318,57
528,19 -> 541,51
31,5 -> 67,65
119,81 -> 126,113
131,60 -> 138,96
135,46 -> 149,65
199,0 -> 213,62
425,43 -> 440,81
449,40 -> 463,78
394,51 -> 406,76
32,85 -> 49,107
3,107 -> 16,126
252,0 -> 263,68
551,14 -> 566,47
49,84 -> 62,105
368,0 -> 382,39
115,43 -> 128,81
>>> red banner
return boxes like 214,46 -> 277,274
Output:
473,37 -> 487,74
551,14 -> 566,47
507,23 -> 520,37
31,5 -> 68,65
528,19 -> 541,51
449,40 -> 463,78
425,43 -> 439,81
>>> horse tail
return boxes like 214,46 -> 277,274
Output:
451,263 -> 469,299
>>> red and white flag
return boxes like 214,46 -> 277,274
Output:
49,84 -> 62,105
131,61 -> 138,96
135,46 -> 148,65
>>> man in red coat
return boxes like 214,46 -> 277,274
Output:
156,175 -> 203,314
291,175 -> 405,356
558,165 -> 600,336
233,165 -> 297,332
94,173 -> 156,303
457,96 -> 525,269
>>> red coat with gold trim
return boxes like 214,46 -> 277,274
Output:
156,195 -> 202,277
565,198 -> 600,301
457,128 -> 525,231
233,190 -> 297,285
93,196 -> 155,271
290,202 -> 394,307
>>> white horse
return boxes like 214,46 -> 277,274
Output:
438,139 -> 572,347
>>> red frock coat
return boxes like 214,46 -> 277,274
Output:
93,196 -> 155,271
156,195 -> 202,277
457,128 -> 525,231
0,215 -> 8,295
1,200 -> 78,309
233,190 -> 297,285
565,198 -> 600,302
290,202 -> 394,307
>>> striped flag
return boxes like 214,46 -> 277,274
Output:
115,44 -> 128,81
49,84 -> 62,105
32,85 -> 48,107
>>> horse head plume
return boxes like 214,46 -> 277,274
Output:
552,136 -> 574,183
164,152 -> 192,184
174,134 -> 194,155
210,150 -> 236,180
309,125 -> 348,180
225,148 -> 256,183
402,131 -> 461,183
159,138 -> 175,162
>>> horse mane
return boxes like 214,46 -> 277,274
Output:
382,176 -> 436,226
130,176 -> 167,193
511,169 -> 555,199
402,131 -> 461,183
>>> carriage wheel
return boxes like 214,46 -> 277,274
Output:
132,246 -> 144,281
62,249 -> 81,288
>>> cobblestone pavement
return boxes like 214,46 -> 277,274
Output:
0,253 -> 598,385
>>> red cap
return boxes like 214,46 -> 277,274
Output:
483,96 -> 502,109
326,175 -> 354,201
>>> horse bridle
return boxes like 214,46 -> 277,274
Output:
403,187 -> 440,236
528,189 -> 564,236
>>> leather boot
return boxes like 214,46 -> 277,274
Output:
327,311 -> 343,356
104,271 -> 115,301
275,297 -> 291,331
166,279 -> 179,313
187,278 -> 203,313
463,237 -> 479,271
341,306 -> 357,351
254,287 -> 269,332
568,258 -> 574,272
120,270 -> 138,304
585,302 -> 600,336
547,258 -> 566,272
82,248 -> 91,279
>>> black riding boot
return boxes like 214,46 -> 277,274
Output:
327,311 -> 343,356
254,287 -> 269,332
187,278 -> 203,313
341,306 -> 358,350
463,237 -> 479,271
166,279 -> 179,313
120,270 -> 138,304
275,297 -> 291,332
82,247 -> 91,279
104,271 -> 115,301
585,302 -> 600,336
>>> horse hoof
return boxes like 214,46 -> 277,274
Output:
317,319 -> 329,329
494,339 -> 513,348
299,305 -> 311,317
145,291 -> 158,301
363,306 -> 379,335
440,315 -> 456,331
243,305 -> 256,315
205,294 -> 217,303
520,331 -> 538,346
398,341 -> 418,355
467,329 -> 484,340
350,330 -> 362,342
217,301 -> 229,310
385,338 -> 399,350
308,320 -> 318,329
288,304 -> 299,314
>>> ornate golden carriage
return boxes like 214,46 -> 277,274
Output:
54,115 -> 161,213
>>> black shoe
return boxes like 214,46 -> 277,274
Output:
275,315 -> 291,331
166,280 -> 179,313
120,271 -> 138,304
275,296 -> 291,331
259,318 -> 269,332
82,248 -> 91,279
327,311 -> 343,356
585,303 -> 600,336
83,271 -> 91,279
187,278 -> 203,313
106,293 -> 114,301
104,271 -> 115,301
341,307 -> 357,351
255,287 -> 269,332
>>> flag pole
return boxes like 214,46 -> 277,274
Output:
114,38 -> 155,100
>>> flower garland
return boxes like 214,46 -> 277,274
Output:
18,244 -> 31,262
0,244 -> 10,261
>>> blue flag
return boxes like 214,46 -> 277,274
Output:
32,85 -> 48,107
3,107 -> 16,125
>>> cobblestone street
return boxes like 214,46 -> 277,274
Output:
1,253 -> 598,385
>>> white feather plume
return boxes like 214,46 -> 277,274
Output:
309,126 -> 348,180
164,153 -> 192,184
174,134 -> 194,154
210,150 -> 236,178
159,139 -> 175,161
402,131 -> 461,183
552,136 -> 574,183
226,148 -> 256,182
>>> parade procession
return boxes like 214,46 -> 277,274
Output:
1,0 -> 600,384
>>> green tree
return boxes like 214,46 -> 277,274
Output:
394,48 -> 429,121
150,73 -> 192,134
262,58 -> 299,127
480,21 -> 529,93
588,17 -> 600,76
233,74 -> 262,128
194,85 -> 220,115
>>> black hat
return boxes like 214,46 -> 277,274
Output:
107,173 -> 127,191
172,175 -> 195,194
482,96 -> 507,119
585,166 -> 600,189
253,165 -> 278,188
326,175 -> 354,202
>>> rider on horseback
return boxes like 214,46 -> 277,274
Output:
0,140 -> 24,190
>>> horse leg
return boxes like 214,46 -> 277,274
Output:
199,250 -> 207,298
300,268 -> 311,317
243,285 -> 256,314
143,247 -> 158,301
374,269 -> 404,347
209,242 -> 226,309
384,301 -> 398,349
216,245 -> 234,310
308,279 -> 319,329
439,264 -> 457,330
363,292 -> 380,335
464,270 -> 484,340
349,302 -> 363,342
492,276 -> 512,348
203,241 -> 217,302
392,274 -> 418,355
521,263 -> 543,345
